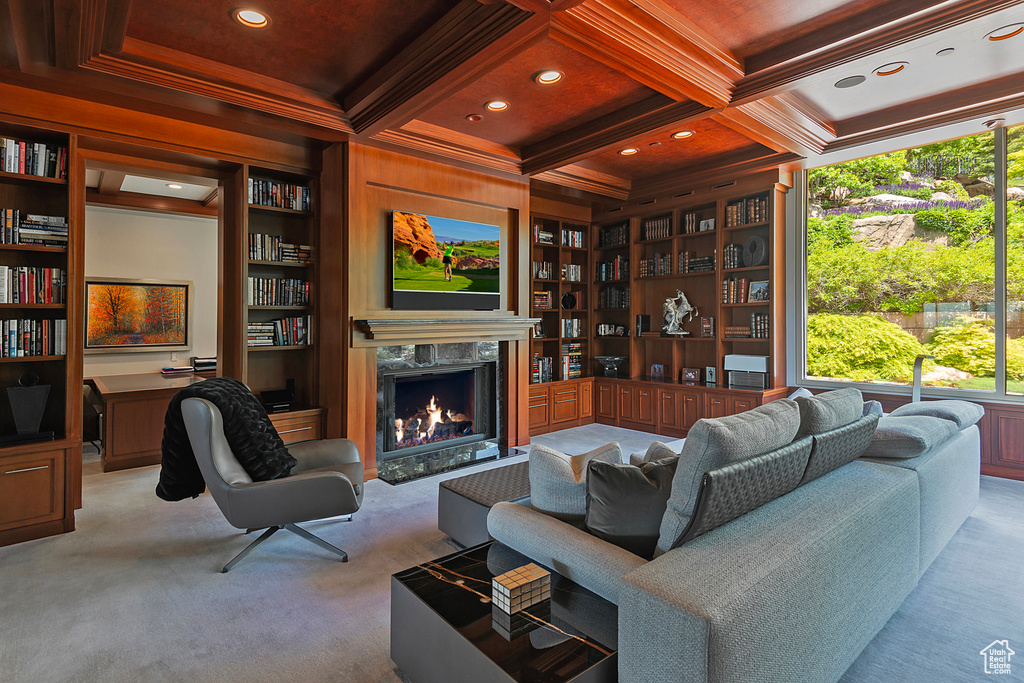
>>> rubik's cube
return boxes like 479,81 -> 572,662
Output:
491,563 -> 551,614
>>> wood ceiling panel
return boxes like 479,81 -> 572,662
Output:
415,37 -> 658,149
570,117 -> 770,180
659,0 -> 898,60
125,0 -> 462,96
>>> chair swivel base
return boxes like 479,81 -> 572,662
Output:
222,523 -> 349,573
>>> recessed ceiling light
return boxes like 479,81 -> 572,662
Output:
985,23 -> 1024,41
671,130 -> 694,139
936,47 -> 956,56
166,183 -> 183,190
534,70 -> 563,85
618,148 -> 639,156
873,62 -> 908,76
465,114 -> 483,122
485,101 -> 509,112
232,9 -> 270,28
834,75 -> 866,88
649,142 -> 662,147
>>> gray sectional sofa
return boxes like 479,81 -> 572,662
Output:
487,390 -> 982,683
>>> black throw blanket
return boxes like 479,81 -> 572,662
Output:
156,377 -> 296,501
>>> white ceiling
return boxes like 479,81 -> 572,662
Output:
119,174 -> 216,201
795,6 -> 1024,121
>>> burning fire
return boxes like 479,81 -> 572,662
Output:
394,394 -> 473,449
395,418 -> 404,442
426,395 -> 443,438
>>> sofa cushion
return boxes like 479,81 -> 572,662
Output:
628,440 -> 679,467
528,442 -> 622,525
586,457 -> 678,559
862,415 -> 959,459
795,387 -> 864,436
889,399 -> 984,430
788,387 -> 813,399
655,398 -> 801,556
863,400 -> 883,417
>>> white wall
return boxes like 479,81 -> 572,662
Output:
84,206 -> 218,376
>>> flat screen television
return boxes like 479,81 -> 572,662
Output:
391,210 -> 501,311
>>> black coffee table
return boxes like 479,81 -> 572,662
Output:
391,541 -> 618,683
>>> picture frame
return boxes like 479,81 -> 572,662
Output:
748,280 -> 769,302
85,278 -> 193,353
699,218 -> 715,232
533,320 -> 545,339
701,316 -> 714,337
650,364 -> 665,380
705,366 -> 717,383
614,324 -> 627,337
681,367 -> 701,382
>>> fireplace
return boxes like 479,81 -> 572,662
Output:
383,363 -> 493,456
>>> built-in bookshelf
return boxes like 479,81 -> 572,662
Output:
530,215 -> 590,383
0,121 -> 80,548
243,166 -> 318,408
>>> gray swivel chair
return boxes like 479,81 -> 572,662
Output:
181,397 -> 364,572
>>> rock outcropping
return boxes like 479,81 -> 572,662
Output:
393,212 -> 442,263
852,214 -> 949,250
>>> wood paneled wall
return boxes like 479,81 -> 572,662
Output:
320,142 -> 532,477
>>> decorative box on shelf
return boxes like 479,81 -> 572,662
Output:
491,563 -> 551,614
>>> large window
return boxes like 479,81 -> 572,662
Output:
802,126 -> 1024,397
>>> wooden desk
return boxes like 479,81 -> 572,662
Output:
87,374 -> 203,473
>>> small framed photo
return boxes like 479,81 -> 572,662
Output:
533,320 -> 545,338
701,316 -> 714,337
699,218 -> 715,232
681,367 -> 701,382
748,280 -> 769,302
615,324 -> 627,337
705,366 -> 717,383
650,364 -> 665,380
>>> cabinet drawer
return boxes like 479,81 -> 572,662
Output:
705,394 -> 729,419
551,395 -> 578,423
0,450 -> 64,531
730,396 -> 759,414
270,412 -> 323,444
579,381 -> 593,419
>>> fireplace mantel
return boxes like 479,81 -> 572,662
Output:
353,317 -> 540,346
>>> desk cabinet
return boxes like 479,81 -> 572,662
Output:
269,408 -> 324,444
528,379 -> 596,436
0,449 -> 64,531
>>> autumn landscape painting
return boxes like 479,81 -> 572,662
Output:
86,280 -> 190,350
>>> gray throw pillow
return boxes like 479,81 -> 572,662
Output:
629,440 -> 679,467
795,387 -> 864,436
863,400 -> 883,417
529,442 -> 622,525
655,398 -> 801,556
788,387 -> 814,400
585,457 -> 678,559
889,400 -> 984,430
862,415 -> 959,459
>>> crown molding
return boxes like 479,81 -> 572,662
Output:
533,164 -> 631,199
716,95 -> 833,157
372,120 -> 522,175
629,149 -> 802,200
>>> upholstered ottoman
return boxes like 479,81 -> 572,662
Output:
438,462 -> 531,547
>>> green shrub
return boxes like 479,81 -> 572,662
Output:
806,313 -> 930,383
913,209 -> 947,232
809,151 -> 906,208
807,214 -> 854,253
926,316 -> 1024,380
934,178 -> 970,200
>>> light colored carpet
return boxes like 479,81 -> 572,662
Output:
0,426 -> 1021,683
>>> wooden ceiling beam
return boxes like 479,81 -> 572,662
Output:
343,0 -> 546,136
521,96 -> 715,175
714,94 -> 834,157
733,0 -> 1024,104
8,0 -> 56,69
630,149 -> 802,199
551,0 -> 741,107
533,164 -> 630,200
86,187 -> 218,218
96,169 -> 125,194
372,120 -> 523,175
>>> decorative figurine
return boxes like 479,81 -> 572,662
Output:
662,289 -> 699,336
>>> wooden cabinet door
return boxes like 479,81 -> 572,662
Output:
705,392 -> 729,419
596,381 -> 615,420
617,385 -> 635,421
551,384 -> 579,423
680,389 -> 701,429
0,450 -> 64,531
658,389 -> 680,430
989,409 -> 1024,475
636,386 -> 656,425
730,395 -> 759,415
579,380 -> 593,419
529,387 -> 550,429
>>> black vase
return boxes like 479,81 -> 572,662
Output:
7,384 -> 50,435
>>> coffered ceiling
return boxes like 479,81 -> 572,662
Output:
3,0 -> 1023,199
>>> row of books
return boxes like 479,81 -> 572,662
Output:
533,290 -> 554,310
596,323 -> 627,337
561,228 -> 585,249
725,195 -> 768,227
562,263 -> 583,282
722,243 -> 744,269
683,212 -> 714,233
0,266 -> 66,304
246,315 -> 311,347
561,318 -> 583,338
724,314 -> 770,338
531,354 -> 554,383
248,233 -> 311,263
638,253 -> 672,278
596,256 -> 629,282
1,139 -> 68,179
161,366 -> 195,376
597,285 -> 629,310
598,222 -> 629,248
192,356 -> 217,373
1,318 -> 67,357
532,260 -> 554,279
723,277 -> 749,304
248,178 -> 311,211
642,215 -> 671,240
1,210 -> 68,247
247,276 -> 310,306
561,343 -> 583,380
533,224 -> 555,245
680,252 -> 714,273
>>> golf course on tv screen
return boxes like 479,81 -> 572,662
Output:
392,211 -> 500,308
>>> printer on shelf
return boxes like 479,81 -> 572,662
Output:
724,354 -> 769,390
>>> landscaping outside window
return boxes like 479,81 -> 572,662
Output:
805,130 -> 1003,391
1007,123 -> 1024,395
